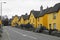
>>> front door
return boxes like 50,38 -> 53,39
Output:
49,24 -> 52,29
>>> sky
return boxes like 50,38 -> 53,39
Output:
0,0 -> 60,18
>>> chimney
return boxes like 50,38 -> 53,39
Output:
25,13 -> 28,15
40,5 -> 43,14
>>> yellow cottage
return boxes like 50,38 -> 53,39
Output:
40,3 -> 60,31
47,3 -> 60,31
11,15 -> 19,27
18,14 -> 29,25
18,15 -> 25,25
23,14 -> 29,24
29,10 -> 40,28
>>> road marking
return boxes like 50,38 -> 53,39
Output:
9,29 -> 37,40
5,26 -> 37,39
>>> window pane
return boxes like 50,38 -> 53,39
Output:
53,13 -> 56,19
53,23 -> 56,29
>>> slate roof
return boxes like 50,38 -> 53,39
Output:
21,15 -> 29,20
40,3 -> 60,16
30,3 -> 60,17
30,10 -> 40,18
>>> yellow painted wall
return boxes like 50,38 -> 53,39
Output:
47,13 -> 57,30
48,13 -> 53,29
40,17 -> 43,26
42,10 -> 60,31
14,17 -> 19,23
36,17 -> 43,28
0,20 -> 2,25
56,10 -> 60,31
37,17 -> 43,28
11,20 -> 16,27
18,19 -> 21,25
18,19 -> 29,25
29,13 -> 37,28
11,16 -> 19,27
25,20 -> 29,24
43,14 -> 48,29
20,17 -> 25,24
36,18 -> 39,28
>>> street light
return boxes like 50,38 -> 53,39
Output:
0,1 -> 6,20
0,1 -> 6,27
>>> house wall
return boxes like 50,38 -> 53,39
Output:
11,21 -> 16,27
20,17 -> 25,24
43,14 -> 48,29
29,13 -> 37,28
11,16 -> 19,27
0,20 -> 2,25
47,13 -> 56,30
24,20 -> 29,24
36,18 -> 39,28
56,10 -> 60,31
18,20 -> 21,26
39,17 -> 43,26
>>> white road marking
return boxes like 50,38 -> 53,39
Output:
8,28 -> 37,40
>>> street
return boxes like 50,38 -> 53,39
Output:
1,26 -> 60,40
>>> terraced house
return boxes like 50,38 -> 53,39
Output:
29,3 -> 60,31
45,3 -> 60,31
29,6 -> 45,29
39,3 -> 60,31
29,10 -> 40,28
18,13 -> 29,25
11,3 -> 60,31
11,15 -> 19,27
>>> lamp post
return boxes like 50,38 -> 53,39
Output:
0,1 -> 6,20
0,1 -> 6,27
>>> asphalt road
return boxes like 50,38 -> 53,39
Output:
1,26 -> 60,40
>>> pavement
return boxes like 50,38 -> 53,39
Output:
0,26 -> 60,40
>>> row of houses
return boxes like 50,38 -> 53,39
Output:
11,3 -> 60,31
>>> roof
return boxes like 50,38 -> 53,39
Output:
30,10 -> 40,18
30,3 -> 60,17
21,14 -> 29,20
39,7 -> 52,16
40,3 -> 60,16
39,3 -> 60,16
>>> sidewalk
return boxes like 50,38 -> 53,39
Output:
0,29 -> 9,40
42,30 -> 60,37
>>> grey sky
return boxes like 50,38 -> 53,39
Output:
1,0 -> 60,18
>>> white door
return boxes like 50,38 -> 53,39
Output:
53,23 -> 56,29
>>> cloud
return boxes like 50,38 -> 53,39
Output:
2,0 -> 60,18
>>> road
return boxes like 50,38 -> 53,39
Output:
1,26 -> 60,40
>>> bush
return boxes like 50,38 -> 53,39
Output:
20,23 -> 34,31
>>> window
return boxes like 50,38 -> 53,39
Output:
53,13 -> 56,19
49,24 -> 52,29
53,23 -> 56,29
38,24 -> 42,27
38,24 -> 42,28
